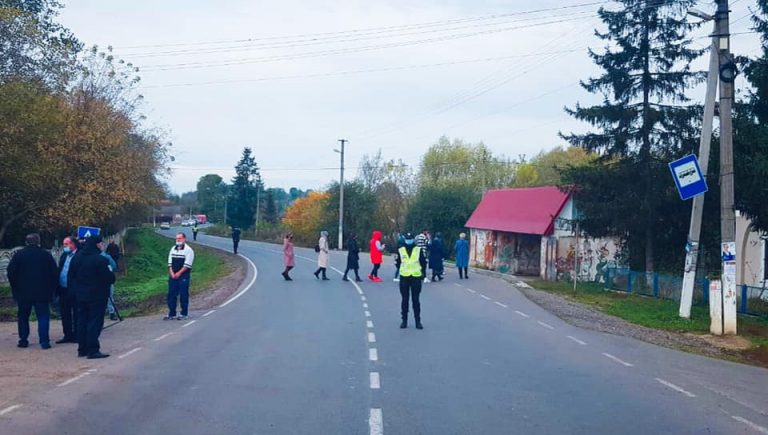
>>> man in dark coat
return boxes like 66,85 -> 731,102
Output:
342,233 -> 362,282
232,227 -> 241,254
68,235 -> 115,359
7,233 -> 58,349
429,232 -> 446,281
56,236 -> 80,343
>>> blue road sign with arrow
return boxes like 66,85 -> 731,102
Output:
669,154 -> 708,201
77,226 -> 101,239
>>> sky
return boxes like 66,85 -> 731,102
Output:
57,0 -> 760,194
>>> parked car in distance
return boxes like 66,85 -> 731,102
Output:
160,222 -> 171,230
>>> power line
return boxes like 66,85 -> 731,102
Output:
138,14 -> 596,72
118,1 -> 610,51
140,49 -> 585,89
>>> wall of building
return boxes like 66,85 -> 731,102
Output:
548,236 -> 621,282
469,229 -> 541,275
736,212 -> 766,287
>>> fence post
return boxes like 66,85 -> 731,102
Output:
627,271 -> 633,293
740,284 -> 748,314
604,268 -> 610,289
653,273 -> 659,298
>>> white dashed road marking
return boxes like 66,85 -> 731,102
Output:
369,348 -> 379,361
182,320 -> 197,328
58,369 -> 96,387
515,310 -> 530,318
479,294 -> 491,300
732,416 -> 768,434
537,321 -> 554,330
0,404 -> 22,416
602,353 -> 634,367
567,336 -> 587,345
361,296 -> 367,301
368,332 -> 377,343
370,372 -> 381,389
466,288 -> 477,294
367,320 -> 374,328
494,301 -> 508,308
654,378 -> 696,398
118,347 -> 143,359
370,408 -> 384,435
365,311 -> 371,317
203,310 -> 216,317
154,332 -> 173,342
363,303 -> 369,308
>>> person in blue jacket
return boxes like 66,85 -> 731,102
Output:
454,232 -> 469,279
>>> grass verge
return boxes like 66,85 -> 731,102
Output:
1,229 -> 232,320
528,279 -> 768,365
116,228 -> 232,317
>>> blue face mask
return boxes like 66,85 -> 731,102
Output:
405,239 -> 414,246
63,247 -> 71,254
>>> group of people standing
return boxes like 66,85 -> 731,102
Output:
7,233 -> 117,358
278,228 -> 473,330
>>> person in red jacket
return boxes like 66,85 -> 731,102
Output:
368,230 -> 386,282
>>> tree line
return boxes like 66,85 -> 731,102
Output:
0,1 -> 170,247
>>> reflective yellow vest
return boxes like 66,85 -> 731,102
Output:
399,246 -> 422,277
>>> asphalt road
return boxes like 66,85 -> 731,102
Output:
1,229 -> 768,434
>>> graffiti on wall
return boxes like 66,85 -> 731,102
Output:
469,229 -> 541,275
555,237 -> 619,282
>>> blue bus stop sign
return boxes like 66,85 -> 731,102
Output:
669,154 -> 708,200
77,226 -> 101,239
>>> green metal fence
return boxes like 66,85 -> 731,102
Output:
604,267 -> 768,318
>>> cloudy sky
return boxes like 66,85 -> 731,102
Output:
58,0 -> 759,194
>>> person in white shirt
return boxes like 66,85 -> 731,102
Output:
165,233 -> 194,320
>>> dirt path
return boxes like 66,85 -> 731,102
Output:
0,253 -> 247,410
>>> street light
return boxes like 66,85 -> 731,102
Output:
334,139 -> 347,251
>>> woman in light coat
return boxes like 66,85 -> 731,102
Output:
314,230 -> 330,280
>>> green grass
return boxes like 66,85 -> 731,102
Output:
528,279 -> 768,365
116,228 -> 232,316
0,285 -> 13,321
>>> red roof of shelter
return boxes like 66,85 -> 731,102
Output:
465,187 -> 571,235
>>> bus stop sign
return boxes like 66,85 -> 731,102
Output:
669,154 -> 708,200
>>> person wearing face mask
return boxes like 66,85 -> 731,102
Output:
165,233 -> 195,320
56,236 -> 80,343
394,232 -> 427,329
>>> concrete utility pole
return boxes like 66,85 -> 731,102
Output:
679,15 -> 718,319
335,139 -> 347,250
255,182 -> 261,236
717,0 -> 736,246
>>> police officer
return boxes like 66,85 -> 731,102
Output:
192,222 -> 199,241
395,232 -> 427,329
68,235 -> 115,359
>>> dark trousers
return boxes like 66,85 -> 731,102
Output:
233,240 -> 240,254
399,277 -> 422,321
17,302 -> 50,346
343,267 -> 360,280
458,267 -> 469,278
371,263 -> 381,277
283,265 -> 294,276
193,231 -> 198,241
76,299 -> 107,355
167,275 -> 190,316
59,291 -> 77,338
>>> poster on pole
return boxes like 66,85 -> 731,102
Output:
669,154 -> 708,200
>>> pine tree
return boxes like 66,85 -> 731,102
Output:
732,1 -> 768,233
228,147 -> 262,229
560,0 -> 703,273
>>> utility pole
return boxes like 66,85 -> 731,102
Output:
680,14 -> 718,318
255,181 -> 261,236
336,139 -> 347,251
224,197 -> 228,227
716,0 -> 738,334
